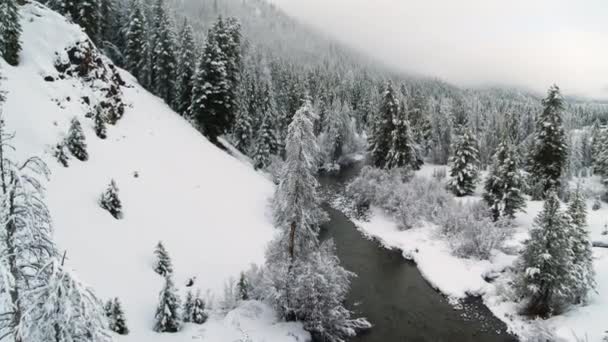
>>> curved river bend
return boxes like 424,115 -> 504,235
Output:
318,163 -> 517,342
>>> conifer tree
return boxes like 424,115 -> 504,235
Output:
190,291 -> 207,324
386,102 -> 422,170
66,117 -> 89,161
483,139 -> 526,220
182,291 -> 194,323
154,275 -> 181,333
154,241 -> 173,276
77,0 -> 100,43
98,0 -> 116,45
107,297 -> 129,335
252,114 -> 278,170
567,186 -> 596,303
448,127 -> 479,196
174,19 -> 195,115
94,105 -> 108,139
528,85 -> 568,199
516,191 -> 574,317
150,0 -> 177,104
189,17 -> 238,144
408,89 -> 432,152
125,0 -> 148,83
53,141 -> 70,167
0,0 -> 22,66
100,179 -> 123,219
237,272 -> 249,300
369,82 -> 397,168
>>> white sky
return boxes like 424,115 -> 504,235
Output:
268,0 -> 608,100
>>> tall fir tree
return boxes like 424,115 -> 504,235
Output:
386,101 -> 422,170
567,186 -> 596,303
0,0 -> 22,66
528,85 -> 568,199
408,89 -> 432,152
182,291 -> 194,323
448,127 -> 479,196
154,241 -> 173,276
174,19 -> 195,115
252,114 -> 278,170
78,0 -> 100,43
154,275 -> 181,333
125,0 -> 148,84
369,82 -> 398,168
150,0 -> 177,105
483,139 -> 526,220
516,191 -> 575,317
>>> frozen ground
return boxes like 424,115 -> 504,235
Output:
0,3 -> 308,341
350,163 -> 608,341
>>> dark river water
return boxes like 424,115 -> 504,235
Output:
317,163 -> 517,342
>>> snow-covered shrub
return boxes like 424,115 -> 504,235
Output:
183,290 -> 208,324
53,141 -> 70,167
66,117 -> 88,161
592,197 -> 601,211
99,179 -> 122,219
105,297 -> 129,335
439,201 -> 513,260
94,105 -> 107,139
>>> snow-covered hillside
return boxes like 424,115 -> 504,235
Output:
0,3 -> 307,341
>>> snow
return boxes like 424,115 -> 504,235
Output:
352,165 -> 608,341
0,3 -> 307,341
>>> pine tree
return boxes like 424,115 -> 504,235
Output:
189,17 -> 239,144
528,85 -> 568,199
66,117 -> 88,161
0,0 -> 22,66
150,0 -> 177,104
125,0 -> 148,83
190,291 -> 207,324
386,102 -> 422,170
516,191 -> 574,317
567,186 -> 596,303
107,297 -> 129,335
53,141 -> 70,167
78,0 -> 100,43
154,241 -> 173,276
448,127 -> 479,196
483,139 -> 526,220
94,105 -> 108,139
237,272 -> 249,300
100,179 -> 123,219
182,291 -> 194,323
408,89 -> 432,152
173,19 -> 195,115
20,261 -> 112,342
252,114 -> 279,170
369,82 -> 398,168
154,274 -> 181,333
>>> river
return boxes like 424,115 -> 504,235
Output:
317,162 -> 517,342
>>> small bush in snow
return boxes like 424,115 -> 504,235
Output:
592,197 -> 601,211
105,297 -> 129,335
183,290 -> 207,324
53,141 -> 70,167
66,117 -> 89,161
94,105 -> 107,139
100,180 -> 123,219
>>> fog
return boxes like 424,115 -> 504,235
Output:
269,0 -> 608,100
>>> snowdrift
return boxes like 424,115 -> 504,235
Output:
0,3 -> 307,341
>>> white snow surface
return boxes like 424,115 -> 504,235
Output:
353,163 -> 608,342
0,3 -> 308,341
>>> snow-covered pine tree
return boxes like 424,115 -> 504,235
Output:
369,81 -> 398,168
567,186 -> 596,303
231,81 -> 254,153
516,191 -> 574,317
108,297 -> 129,334
594,128 -> 608,186
94,105 -> 108,139
53,141 -> 70,167
173,19 -> 195,115
483,139 -> 526,220
98,0 -> 116,45
19,261 -> 111,342
154,274 -> 181,333
77,0 -> 100,43
386,101 -> 423,170
448,127 -> 479,196
182,290 -> 194,323
189,17 -> 240,144
591,119 -> 603,168
191,290 -> 207,324
125,0 -> 148,84
100,179 -> 123,219
154,241 -> 173,276
528,85 -> 568,199
252,113 -> 279,170
0,0 -> 22,66
66,117 -> 88,161
150,0 -> 177,105
0,115 -> 57,342
237,272 -> 249,300
408,89 -> 432,153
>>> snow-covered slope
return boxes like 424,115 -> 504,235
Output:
0,3 -> 307,341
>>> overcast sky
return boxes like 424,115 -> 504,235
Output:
268,0 -> 608,100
